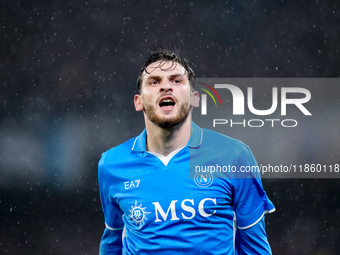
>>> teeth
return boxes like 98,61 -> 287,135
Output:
160,98 -> 175,106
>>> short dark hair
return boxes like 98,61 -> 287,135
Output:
136,45 -> 195,93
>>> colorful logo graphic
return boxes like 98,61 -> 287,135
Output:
197,82 -> 223,115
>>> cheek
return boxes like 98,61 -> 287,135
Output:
140,91 -> 158,107
141,87 -> 156,98
141,94 -> 154,105
179,87 -> 191,100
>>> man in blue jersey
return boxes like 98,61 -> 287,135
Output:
98,45 -> 275,254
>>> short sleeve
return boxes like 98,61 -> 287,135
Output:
235,216 -> 272,254
232,146 -> 275,229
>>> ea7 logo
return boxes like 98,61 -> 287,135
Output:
200,84 -> 312,116
152,198 -> 216,222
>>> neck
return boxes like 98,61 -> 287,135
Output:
145,117 -> 191,156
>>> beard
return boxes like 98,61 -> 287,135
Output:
143,101 -> 191,129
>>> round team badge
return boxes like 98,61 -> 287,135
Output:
194,171 -> 213,187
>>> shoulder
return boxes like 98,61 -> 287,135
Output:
201,127 -> 251,155
193,126 -> 259,179
99,136 -> 137,168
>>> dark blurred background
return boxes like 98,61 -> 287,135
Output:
1,1 -> 339,254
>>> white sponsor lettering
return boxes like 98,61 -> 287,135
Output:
199,198 -> 217,217
124,180 -> 141,189
152,198 -> 216,222
181,199 -> 196,219
152,200 -> 179,222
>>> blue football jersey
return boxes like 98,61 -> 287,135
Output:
98,122 -> 275,255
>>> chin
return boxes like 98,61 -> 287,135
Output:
157,114 -> 189,129
145,103 -> 190,129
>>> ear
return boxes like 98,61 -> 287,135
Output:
134,94 -> 144,111
190,90 -> 200,108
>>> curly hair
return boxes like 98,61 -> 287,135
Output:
136,45 -> 195,93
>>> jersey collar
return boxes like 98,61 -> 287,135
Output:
131,128 -> 147,152
131,121 -> 203,152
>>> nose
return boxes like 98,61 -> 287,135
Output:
160,83 -> 173,92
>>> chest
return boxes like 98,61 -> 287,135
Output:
108,153 -> 234,228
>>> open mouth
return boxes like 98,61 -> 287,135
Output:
159,97 -> 176,110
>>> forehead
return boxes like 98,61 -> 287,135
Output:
142,60 -> 186,78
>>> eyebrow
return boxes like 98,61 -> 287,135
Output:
145,73 -> 184,81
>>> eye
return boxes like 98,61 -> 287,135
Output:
149,80 -> 159,86
172,79 -> 182,84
